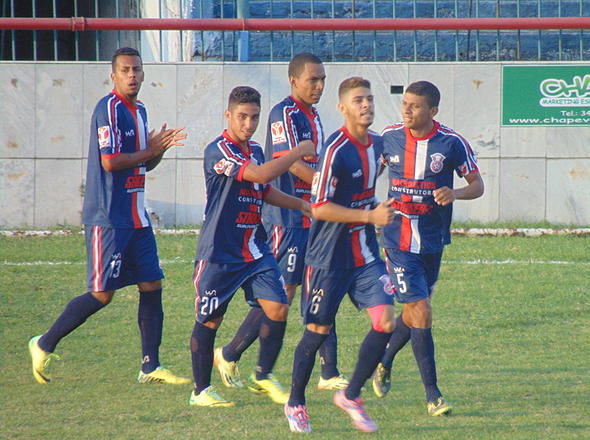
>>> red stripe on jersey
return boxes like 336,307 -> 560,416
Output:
399,131 -> 418,252
272,150 -> 289,158
351,229 -> 365,267
131,191 -> 142,228
284,105 -> 298,149
438,124 -> 479,170
293,97 -> 319,149
242,228 -> 255,262
92,226 -> 103,292
316,133 -> 347,203
236,159 -> 251,182
108,98 -> 120,154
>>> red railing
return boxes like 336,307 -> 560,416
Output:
1,17 -> 590,32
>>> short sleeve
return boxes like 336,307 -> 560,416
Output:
206,140 -> 250,181
94,98 -> 120,158
268,106 -> 298,158
451,135 -> 479,178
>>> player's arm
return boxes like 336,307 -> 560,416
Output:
102,125 -> 186,172
312,199 -> 395,227
241,140 -> 315,184
288,157 -> 317,184
433,171 -> 484,206
264,186 -> 311,217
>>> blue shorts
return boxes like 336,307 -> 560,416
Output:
192,254 -> 288,323
268,225 -> 308,285
302,259 -> 394,326
384,248 -> 443,304
85,225 -> 164,292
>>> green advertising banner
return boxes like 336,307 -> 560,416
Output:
502,65 -> 590,126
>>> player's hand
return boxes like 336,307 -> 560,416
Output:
148,124 -> 187,156
433,186 -> 456,206
368,198 -> 395,226
300,200 -> 312,218
296,140 -> 315,159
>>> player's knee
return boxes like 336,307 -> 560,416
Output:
367,305 -> 395,333
263,303 -> 289,321
92,290 -> 114,305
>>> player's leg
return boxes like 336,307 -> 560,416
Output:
243,255 -> 290,403
29,225 -> 120,384
286,266 -> 347,432
335,262 -> 394,433
317,322 -> 348,390
189,260 -> 235,407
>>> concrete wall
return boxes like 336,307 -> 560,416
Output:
1,61 -> 589,227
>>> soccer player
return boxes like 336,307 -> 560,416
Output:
284,77 -> 396,433
372,80 -> 484,416
28,47 -> 189,385
215,53 -> 348,392
189,86 -> 315,407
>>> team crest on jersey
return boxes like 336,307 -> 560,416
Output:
430,153 -> 446,173
328,176 -> 338,197
214,158 -> 235,176
98,126 -> 111,148
271,121 -> 287,145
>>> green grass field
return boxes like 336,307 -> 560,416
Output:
1,234 -> 589,439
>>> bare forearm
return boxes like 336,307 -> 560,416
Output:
265,187 -> 305,210
102,149 -> 157,172
289,159 -> 316,184
243,148 -> 306,184
312,202 -> 370,224
455,173 -> 484,200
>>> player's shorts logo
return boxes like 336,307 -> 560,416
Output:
98,126 -> 111,148
271,121 -> 287,145
379,274 -> 395,295
430,153 -> 446,173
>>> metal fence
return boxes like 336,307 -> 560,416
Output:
2,0 -> 589,62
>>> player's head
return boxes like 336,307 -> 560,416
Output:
288,53 -> 326,107
402,81 -> 439,132
225,86 -> 261,145
338,77 -> 374,129
110,47 -> 144,100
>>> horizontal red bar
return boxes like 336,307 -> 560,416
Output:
0,17 -> 589,32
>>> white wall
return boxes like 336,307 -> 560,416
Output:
1,61 -> 589,227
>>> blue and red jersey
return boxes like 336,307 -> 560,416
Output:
195,130 -> 273,263
380,120 -> 479,254
306,127 -> 383,269
263,96 -> 324,229
82,90 -> 150,228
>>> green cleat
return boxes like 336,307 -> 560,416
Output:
138,367 -> 191,385
28,335 -> 60,384
317,374 -> 349,390
427,397 -> 453,416
372,363 -> 391,398
189,386 -> 235,407
214,347 -> 243,388
247,373 -> 289,404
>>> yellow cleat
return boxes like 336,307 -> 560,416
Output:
317,374 -> 349,391
214,347 -> 243,388
138,367 -> 191,385
28,335 -> 60,384
189,386 -> 235,407
247,373 -> 289,404
372,363 -> 391,398
427,397 -> 453,416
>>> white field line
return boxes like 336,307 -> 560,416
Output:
1,228 -> 590,237
2,258 -> 589,267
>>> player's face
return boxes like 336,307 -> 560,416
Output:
290,62 -> 326,106
401,92 -> 438,133
225,103 -> 260,145
111,55 -> 144,100
339,87 -> 374,128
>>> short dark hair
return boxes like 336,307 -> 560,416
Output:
338,76 -> 371,100
405,81 -> 441,108
228,86 -> 261,109
288,53 -> 323,78
111,47 -> 141,71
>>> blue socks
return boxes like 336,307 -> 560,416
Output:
138,289 -> 164,373
190,321 -> 217,394
289,329 -> 329,406
223,306 -> 264,362
39,292 -> 105,353
256,315 -> 286,380
411,327 -> 442,402
381,314 -> 411,368
345,328 -> 392,400
318,324 -> 340,380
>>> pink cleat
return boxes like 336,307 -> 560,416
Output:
333,390 -> 378,433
